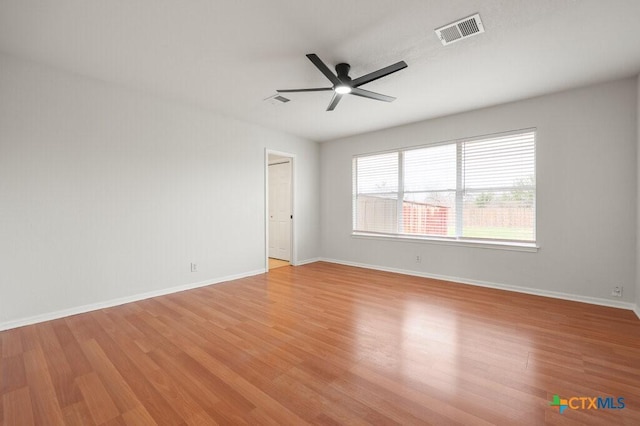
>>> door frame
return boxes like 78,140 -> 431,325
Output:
265,149 -> 295,271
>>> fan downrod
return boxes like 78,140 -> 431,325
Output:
335,63 -> 351,81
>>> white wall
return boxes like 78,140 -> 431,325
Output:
637,73 -> 640,317
321,78 -> 637,306
0,53 -> 320,329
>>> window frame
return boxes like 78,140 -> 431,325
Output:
352,128 -> 538,252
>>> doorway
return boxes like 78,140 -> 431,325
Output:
266,151 -> 294,271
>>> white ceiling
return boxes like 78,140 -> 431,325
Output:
1,1 -> 639,142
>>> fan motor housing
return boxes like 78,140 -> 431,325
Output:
335,63 -> 351,81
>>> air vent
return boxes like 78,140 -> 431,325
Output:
264,94 -> 291,106
435,13 -> 484,46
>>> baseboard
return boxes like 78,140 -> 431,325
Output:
3,262 -> 636,331
294,257 -> 321,266
320,258 -> 637,312
0,268 -> 266,331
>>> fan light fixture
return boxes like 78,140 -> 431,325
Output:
277,54 -> 408,111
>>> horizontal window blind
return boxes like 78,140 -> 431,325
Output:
353,152 -> 399,234
355,152 -> 398,194
353,129 -> 536,244
462,132 -> 535,190
404,144 -> 456,192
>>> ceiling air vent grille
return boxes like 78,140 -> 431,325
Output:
435,13 -> 484,46
264,94 -> 291,106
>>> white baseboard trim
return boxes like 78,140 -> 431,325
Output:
294,257 -> 321,266
3,262 -> 636,330
0,268 -> 266,331
320,258 -> 637,312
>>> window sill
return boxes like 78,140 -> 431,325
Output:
351,232 -> 539,252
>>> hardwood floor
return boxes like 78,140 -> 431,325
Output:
2,262 -> 640,425
268,258 -> 290,270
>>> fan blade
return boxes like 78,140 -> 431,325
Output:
350,88 -> 396,102
351,61 -> 407,88
276,88 -> 333,93
306,54 -> 341,86
326,92 -> 343,111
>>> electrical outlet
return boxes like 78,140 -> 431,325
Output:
415,255 -> 421,263
611,286 -> 623,297
190,263 -> 197,272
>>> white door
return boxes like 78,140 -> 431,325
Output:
268,161 -> 291,260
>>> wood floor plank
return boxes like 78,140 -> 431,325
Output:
1,330 -> 22,359
87,331 -> 218,425
61,401 -> 96,426
2,387 -> 34,426
76,327 -> 185,425
148,347 -> 244,424
79,338 -> 143,414
181,345 -> 308,425
121,405 -> 158,426
137,316 -> 257,414
75,372 -> 120,425
22,348 -> 65,425
34,323 -> 84,409
52,321 -> 94,380
18,326 -> 41,353
2,262 -> 640,425
0,356 -> 26,395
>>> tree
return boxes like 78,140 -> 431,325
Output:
502,176 -> 534,207
475,192 -> 494,208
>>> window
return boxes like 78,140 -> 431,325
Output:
352,129 -> 536,246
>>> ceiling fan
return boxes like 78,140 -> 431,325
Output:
277,54 -> 408,111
